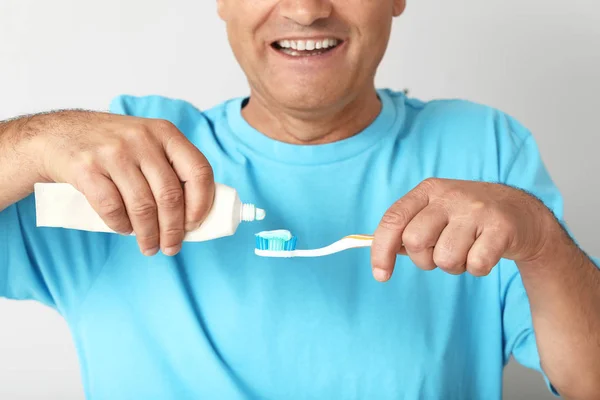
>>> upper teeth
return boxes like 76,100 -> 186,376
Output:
277,39 -> 339,50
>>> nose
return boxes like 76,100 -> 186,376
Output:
279,0 -> 333,26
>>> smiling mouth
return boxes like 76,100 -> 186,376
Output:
271,38 -> 342,57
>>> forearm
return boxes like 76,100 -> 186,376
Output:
0,114 -> 51,211
518,215 -> 600,399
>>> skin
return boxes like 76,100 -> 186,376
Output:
0,111 -> 215,256
0,0 -> 598,398
371,178 -> 600,399
217,0 -> 406,144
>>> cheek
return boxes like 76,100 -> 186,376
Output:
365,11 -> 393,43
346,4 -> 394,53
226,17 -> 262,65
223,1 -> 271,45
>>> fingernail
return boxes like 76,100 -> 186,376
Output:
143,247 -> 159,257
163,245 -> 181,256
373,268 -> 390,282
185,222 -> 201,232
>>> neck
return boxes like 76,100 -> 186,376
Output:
241,85 -> 382,145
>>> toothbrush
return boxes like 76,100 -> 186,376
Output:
254,229 -> 373,258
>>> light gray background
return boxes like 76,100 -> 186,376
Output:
0,0 -> 598,399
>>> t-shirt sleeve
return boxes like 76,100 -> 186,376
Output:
497,113 -> 600,396
0,193 -> 117,317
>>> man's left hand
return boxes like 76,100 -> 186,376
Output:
370,178 -> 559,282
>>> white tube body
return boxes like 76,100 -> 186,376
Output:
184,183 -> 242,241
34,182 -> 259,242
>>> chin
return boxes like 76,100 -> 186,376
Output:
268,82 -> 351,113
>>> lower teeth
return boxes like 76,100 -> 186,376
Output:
276,46 -> 337,57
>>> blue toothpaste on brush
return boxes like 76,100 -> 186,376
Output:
255,230 -> 298,252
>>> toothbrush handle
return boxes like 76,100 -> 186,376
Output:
292,235 -> 373,257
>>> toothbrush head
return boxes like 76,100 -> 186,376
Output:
255,229 -> 297,252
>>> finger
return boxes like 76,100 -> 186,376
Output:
140,153 -> 186,257
159,122 -> 215,232
433,219 -> 477,275
108,164 -> 160,256
466,230 -> 507,277
371,189 -> 429,281
78,172 -> 132,235
402,203 -> 448,271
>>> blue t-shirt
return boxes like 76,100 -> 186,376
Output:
1,89 -> 584,399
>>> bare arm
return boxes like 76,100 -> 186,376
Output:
0,112 -> 53,210
518,217 -> 600,400
0,110 -> 215,256
370,178 -> 600,399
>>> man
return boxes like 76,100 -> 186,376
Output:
0,0 -> 598,399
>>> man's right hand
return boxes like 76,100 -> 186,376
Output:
27,111 -> 215,256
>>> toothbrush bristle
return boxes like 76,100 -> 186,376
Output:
255,236 -> 297,251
